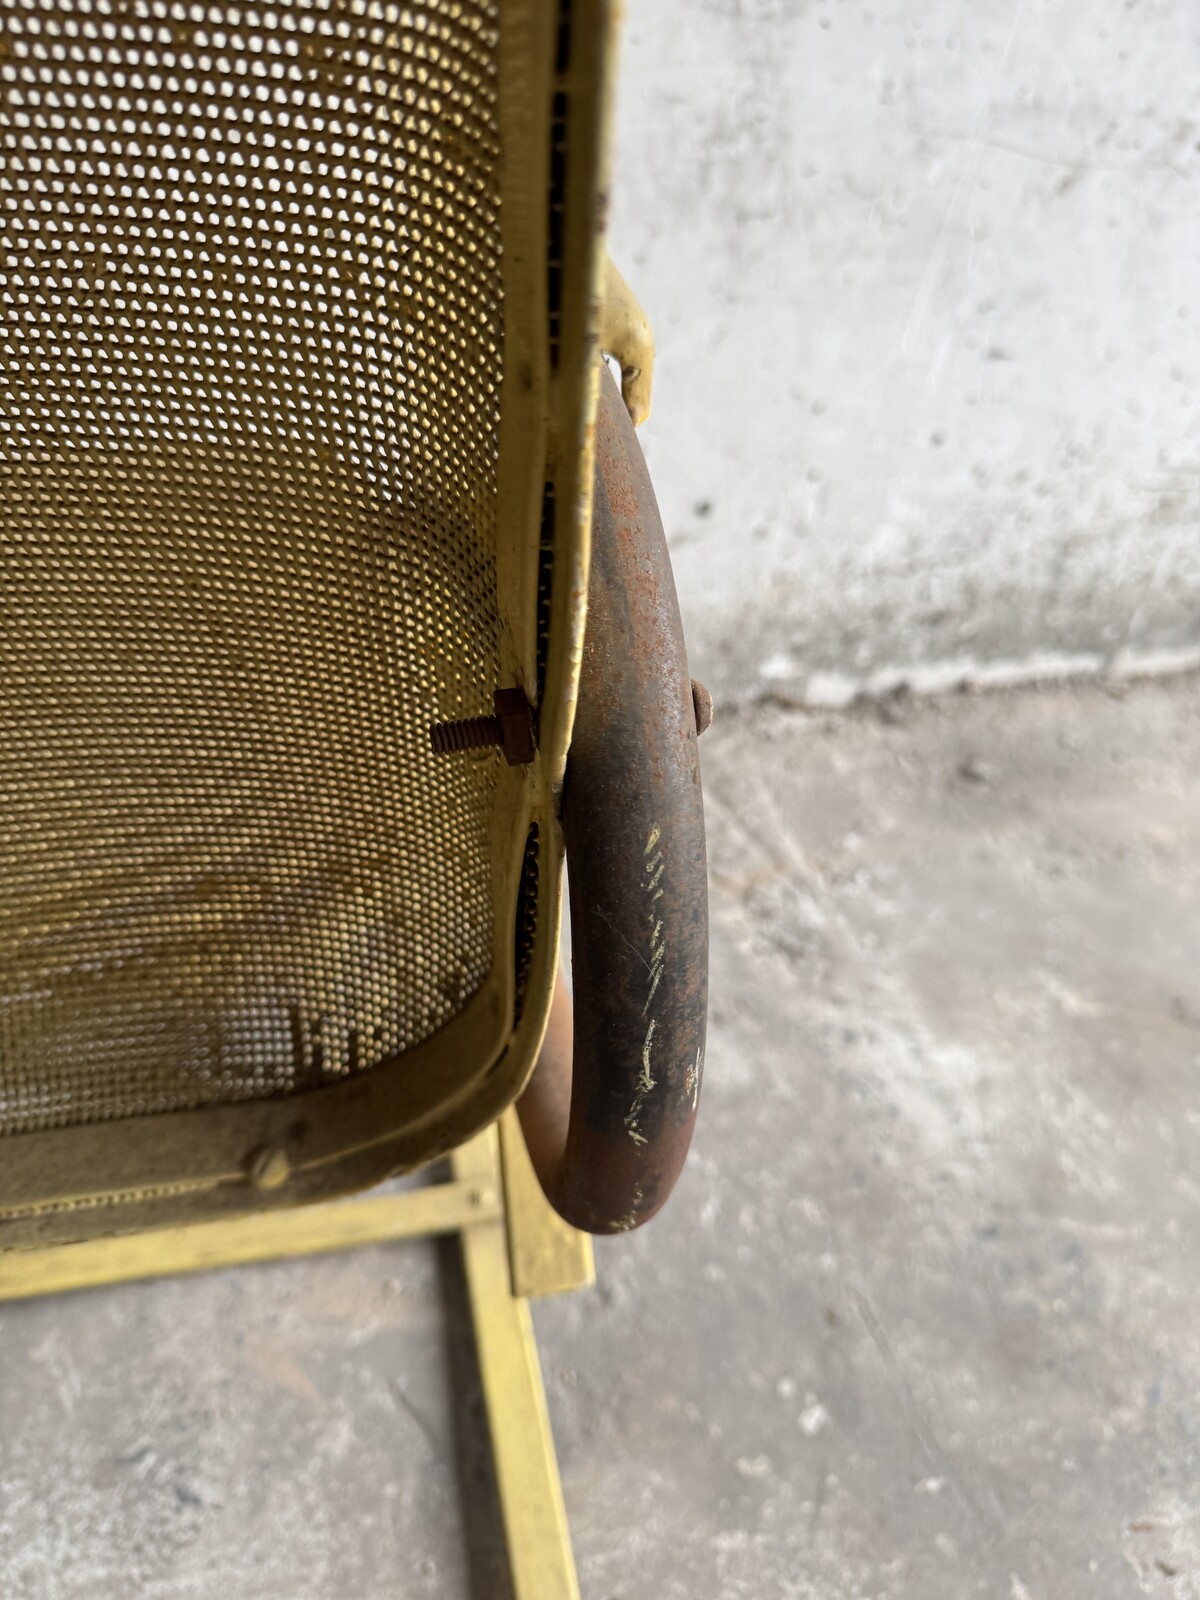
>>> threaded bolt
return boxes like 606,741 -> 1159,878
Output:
429,715 -> 502,756
430,688 -> 536,766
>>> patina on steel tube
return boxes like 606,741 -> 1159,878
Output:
518,364 -> 709,1233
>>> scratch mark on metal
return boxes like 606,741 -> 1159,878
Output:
594,905 -> 653,975
639,1018 -> 656,1093
684,1045 -> 703,1111
612,1184 -> 646,1231
642,963 -> 664,1017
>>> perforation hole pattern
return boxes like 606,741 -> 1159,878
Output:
0,0 -> 505,1134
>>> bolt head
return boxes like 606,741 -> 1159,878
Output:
247,1145 -> 291,1190
493,687 -> 537,765
691,679 -> 714,737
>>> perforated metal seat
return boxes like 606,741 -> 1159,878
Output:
0,0 -> 706,1248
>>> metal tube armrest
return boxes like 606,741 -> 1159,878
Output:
517,366 -> 709,1234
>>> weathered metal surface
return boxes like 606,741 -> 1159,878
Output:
518,364 -> 708,1233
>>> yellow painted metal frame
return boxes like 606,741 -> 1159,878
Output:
0,1109 -> 594,1600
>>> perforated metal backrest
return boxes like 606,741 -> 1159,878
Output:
0,0 -> 612,1241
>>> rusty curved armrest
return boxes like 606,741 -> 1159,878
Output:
517,365 -> 708,1234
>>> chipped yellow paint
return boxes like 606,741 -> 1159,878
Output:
610,1183 -> 646,1234
642,964 -> 663,1017
625,1015 -> 658,1144
626,820 -> 675,1139
685,1046 -> 703,1112
639,1019 -> 657,1093
643,910 -> 667,1017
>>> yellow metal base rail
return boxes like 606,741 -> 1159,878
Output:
0,1109 -> 595,1600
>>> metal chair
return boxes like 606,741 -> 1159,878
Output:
0,2 -> 708,1593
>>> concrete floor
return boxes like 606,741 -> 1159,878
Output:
3,672 -> 1199,1599
611,0 -> 1200,703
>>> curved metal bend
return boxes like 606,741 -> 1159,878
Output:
517,365 -> 709,1233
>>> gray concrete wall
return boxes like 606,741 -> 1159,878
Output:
607,0 -> 1200,705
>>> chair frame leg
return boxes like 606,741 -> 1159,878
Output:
454,1120 -> 586,1600
0,1110 -> 593,1600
